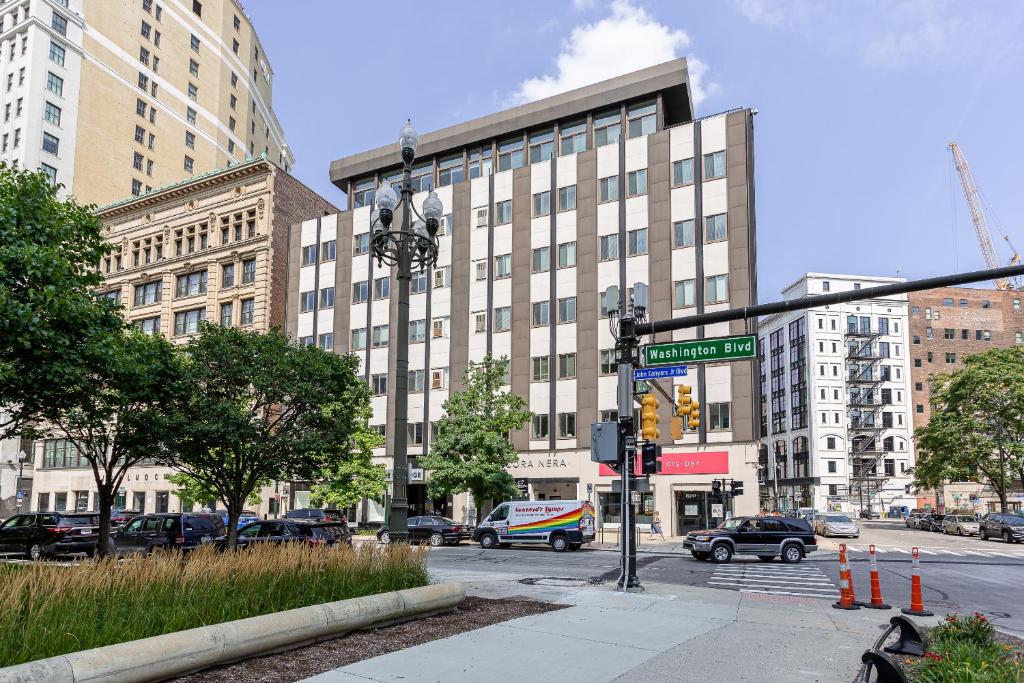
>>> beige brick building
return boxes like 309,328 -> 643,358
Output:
28,156 -> 337,516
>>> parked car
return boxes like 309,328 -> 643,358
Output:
380,516 -> 471,547
216,520 -> 346,549
980,513 -> 1024,543
108,513 -> 225,556
303,522 -> 352,547
919,513 -> 947,532
110,509 -> 141,527
858,509 -> 881,520
473,500 -> 595,552
684,516 -> 818,564
905,512 -> 926,529
814,514 -> 860,538
212,509 -> 260,528
942,515 -> 980,536
284,508 -> 345,522
0,512 -> 101,560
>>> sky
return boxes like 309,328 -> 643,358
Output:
246,0 -> 1024,300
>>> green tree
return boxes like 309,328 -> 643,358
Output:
0,164 -> 122,440
46,329 -> 181,556
310,405 -> 386,510
914,347 -> 1024,513
165,324 -> 370,547
165,473 -> 265,511
420,355 -> 532,515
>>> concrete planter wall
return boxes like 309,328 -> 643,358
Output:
0,582 -> 464,683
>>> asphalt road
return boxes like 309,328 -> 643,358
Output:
428,521 -> 1024,636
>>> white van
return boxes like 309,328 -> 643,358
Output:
472,500 -> 596,552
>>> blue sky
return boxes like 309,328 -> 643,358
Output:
247,0 -> 1024,300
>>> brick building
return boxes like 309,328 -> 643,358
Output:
908,286 -> 1024,512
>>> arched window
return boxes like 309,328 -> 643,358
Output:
883,436 -> 895,452
774,439 -> 787,457
793,436 -> 808,454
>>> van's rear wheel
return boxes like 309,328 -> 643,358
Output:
551,535 -> 568,552
479,533 -> 498,549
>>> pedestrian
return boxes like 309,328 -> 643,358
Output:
649,510 -> 666,541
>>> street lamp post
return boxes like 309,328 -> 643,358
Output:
370,120 -> 443,544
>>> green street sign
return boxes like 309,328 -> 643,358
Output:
644,335 -> 757,366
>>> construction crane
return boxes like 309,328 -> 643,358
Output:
949,142 -> 1020,290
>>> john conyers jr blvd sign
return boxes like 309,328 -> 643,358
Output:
644,335 -> 756,366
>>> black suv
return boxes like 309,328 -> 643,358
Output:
0,512 -> 100,560
683,516 -> 818,564
108,513 -> 225,556
379,516 -> 470,546
218,520 -> 350,549
980,513 -> 1024,543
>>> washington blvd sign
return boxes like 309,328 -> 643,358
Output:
644,335 -> 756,366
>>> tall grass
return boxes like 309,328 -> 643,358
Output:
0,543 -> 429,667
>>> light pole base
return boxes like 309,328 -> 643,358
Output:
617,576 -> 644,592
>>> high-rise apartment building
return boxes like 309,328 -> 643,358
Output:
0,0 -> 291,205
291,59 -> 761,536
908,286 -> 1024,513
758,274 -> 916,515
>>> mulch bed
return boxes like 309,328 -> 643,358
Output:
175,596 -> 566,683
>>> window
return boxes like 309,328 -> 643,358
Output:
558,241 -> 576,268
232,39 -> 239,54
49,41 -> 65,66
43,102 -> 60,127
353,232 -> 370,255
371,374 -> 388,396
594,109 -> 621,146
600,349 -> 616,375
301,244 -> 318,266
373,276 -> 390,300
175,270 -> 207,298
185,131 -> 195,149
190,34 -> 200,52
242,258 -> 256,284
221,263 -> 235,288
704,213 -> 727,242
230,94 -> 237,109
599,176 -> 618,203
532,246 -> 550,273
558,352 -> 576,379
532,301 -> 549,327
946,352 -> 956,364
533,191 -> 550,217
319,287 -> 335,309
599,234 -> 618,261
432,317 -> 449,338
494,254 -> 511,279
826,436 -> 836,449
134,125 -> 145,144
133,281 -> 161,306
627,101 -> 656,138
912,335 -> 920,345
495,200 -> 512,225
184,156 -> 194,172
709,403 -> 730,430
532,414 -> 549,440
532,356 -> 549,382
626,169 -> 647,196
475,206 -> 489,228
674,279 -> 695,308
133,152 -> 144,171
558,297 -> 576,324
494,306 -> 511,332
473,312 -> 487,333
411,270 -> 427,294
352,280 -> 369,304
475,260 -> 487,281
137,71 -> 151,92
558,185 -> 576,212
673,158 -> 694,186
706,274 -> 729,304
132,179 -> 142,196
528,129 -> 553,163
558,412 -> 576,438
47,72 -> 63,96
704,150 -> 725,179
218,302 -> 233,327
469,147 -> 493,178
627,228 -> 647,256
673,220 -> 695,248
372,324 -> 389,348
321,240 -> 336,262
497,137 -> 524,171
141,18 -> 152,37
189,58 -> 199,78
943,328 -> 954,340
174,308 -> 205,336
42,132 -> 59,155
560,120 -> 586,155
51,12 -> 68,35
154,30 -> 161,47
187,83 -> 198,101
230,71 -> 238,88
39,163 -> 57,185
351,328 -> 367,350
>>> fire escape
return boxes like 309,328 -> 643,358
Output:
845,321 -> 888,513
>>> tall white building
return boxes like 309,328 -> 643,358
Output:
758,274 -> 916,515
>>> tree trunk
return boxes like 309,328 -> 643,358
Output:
1000,489 -> 1008,514
96,485 -> 114,559
225,498 -> 242,549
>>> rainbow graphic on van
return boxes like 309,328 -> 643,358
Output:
507,506 -> 584,535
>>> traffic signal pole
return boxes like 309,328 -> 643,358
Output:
616,306 -> 641,591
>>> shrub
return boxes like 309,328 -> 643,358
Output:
0,543 -> 428,667
930,613 -> 996,649
915,641 -> 1023,683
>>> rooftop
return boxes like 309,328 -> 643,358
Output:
329,58 -> 693,190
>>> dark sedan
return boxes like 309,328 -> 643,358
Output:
919,513 -> 946,532
219,520 -> 349,549
0,512 -> 100,560
377,516 -> 470,546
980,513 -> 1024,543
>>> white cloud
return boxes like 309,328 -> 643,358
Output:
509,0 -> 714,108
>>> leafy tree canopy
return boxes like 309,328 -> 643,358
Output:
310,403 -> 386,510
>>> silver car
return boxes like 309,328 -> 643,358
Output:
814,514 -> 860,538
942,515 -> 980,536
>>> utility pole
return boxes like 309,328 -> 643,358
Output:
614,285 -> 643,591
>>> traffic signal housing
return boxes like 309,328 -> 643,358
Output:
730,480 -> 744,497
676,385 -> 692,417
641,442 -> 661,474
640,394 -> 660,441
689,398 -> 701,430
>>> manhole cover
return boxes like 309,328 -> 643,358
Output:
518,577 -> 589,587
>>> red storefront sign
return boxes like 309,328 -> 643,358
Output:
599,450 -> 729,476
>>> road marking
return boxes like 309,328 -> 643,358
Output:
710,575 -> 834,586
917,548 -> 938,555
960,550 -> 991,557
710,580 -> 837,592
984,551 -> 1018,558
934,549 -> 963,556
740,588 -> 839,599
712,569 -> 831,580
885,547 -> 910,554
845,545 -> 861,552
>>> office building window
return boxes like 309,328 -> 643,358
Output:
469,147 -> 493,178
706,274 -> 729,304
709,403 -> 731,430
558,352 -> 576,379
532,301 -> 549,327
673,219 -> 694,248
673,279 -> 695,308
39,163 -> 58,185
219,302 -> 233,327
532,414 -> 549,440
352,280 -> 369,304
599,234 -> 618,261
437,154 -> 464,187
373,276 -> 390,300
318,333 -> 333,351
627,101 -> 656,138
532,246 -> 550,273
705,213 -> 727,242
301,244 -> 318,266
600,349 -> 616,375
187,83 -> 198,101
52,12 -> 68,35
319,287 -> 335,309
673,158 -> 694,186
372,324 -> 389,348
528,129 -> 554,163
175,270 -> 207,298
560,120 -> 587,155
185,131 -> 195,149
704,150 -> 726,179
184,156 -> 194,172
49,41 -> 65,66
321,240 -> 336,262
626,169 -> 647,197
44,102 -> 61,126
174,308 -> 205,336
532,191 -> 550,217
494,254 -> 512,279
558,297 -> 576,324
190,34 -> 200,52
599,176 -> 618,203
558,241 -> 576,268
42,132 -> 59,155
371,374 -> 388,396
532,356 -> 549,382
627,228 -> 647,256
133,281 -> 161,306
494,306 -> 511,332
495,200 -> 512,225
133,152 -> 144,171
558,412 -> 576,438
351,328 -> 367,350
411,269 -> 427,293
47,72 -> 63,96
497,137 -> 524,171
353,232 -> 370,255
558,184 -> 576,211
242,258 -> 256,284
594,109 -> 621,146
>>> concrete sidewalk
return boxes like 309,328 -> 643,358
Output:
303,577 -> 946,683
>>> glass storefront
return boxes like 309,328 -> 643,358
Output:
675,490 -> 727,535
597,492 -> 654,527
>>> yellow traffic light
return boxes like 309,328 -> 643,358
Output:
676,384 -> 692,417
689,399 -> 701,430
669,416 -> 683,440
641,394 -> 660,440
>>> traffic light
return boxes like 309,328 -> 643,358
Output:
669,416 -> 683,440
730,480 -> 744,497
712,479 -> 722,495
640,394 -> 660,440
689,398 -> 701,430
641,442 -> 661,474
676,385 -> 692,417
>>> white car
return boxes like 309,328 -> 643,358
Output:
814,514 -> 860,538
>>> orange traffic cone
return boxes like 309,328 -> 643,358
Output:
833,543 -> 861,610
864,544 -> 891,609
902,547 -> 934,616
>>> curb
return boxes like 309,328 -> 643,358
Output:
0,582 -> 464,683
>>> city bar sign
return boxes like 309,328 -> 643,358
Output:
598,451 -> 729,476
644,335 -> 756,366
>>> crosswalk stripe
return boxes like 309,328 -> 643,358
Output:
710,575 -> 833,586
740,588 -> 839,599
985,551 -> 1017,558
845,545 -> 860,552
713,570 -> 831,581
935,549 -> 963,556
917,548 -> 937,555
709,580 -> 836,592
713,566 -> 826,575
960,550 -> 990,557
